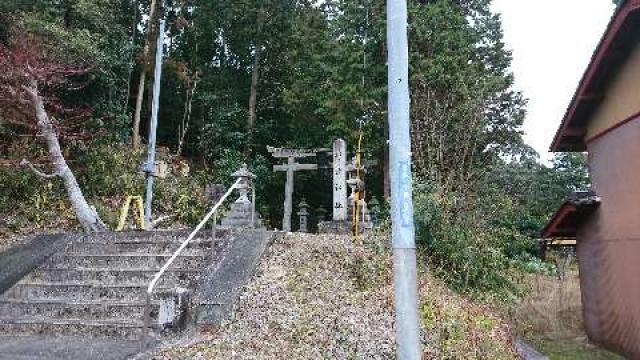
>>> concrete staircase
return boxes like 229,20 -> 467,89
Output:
0,230 -> 229,341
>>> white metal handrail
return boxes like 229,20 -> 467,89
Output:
141,177 -> 244,349
146,178 -> 242,295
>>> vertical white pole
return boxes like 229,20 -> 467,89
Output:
212,212 -> 216,258
144,19 -> 165,225
251,184 -> 256,228
387,0 -> 421,358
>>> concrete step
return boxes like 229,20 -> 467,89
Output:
0,318 -> 144,339
27,268 -> 201,287
0,230 -> 236,341
66,240 -> 214,256
2,283 -> 170,302
77,230 -> 228,244
44,254 -> 207,270
0,335 -> 144,360
0,299 -> 157,322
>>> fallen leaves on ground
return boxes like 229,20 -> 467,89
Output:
159,233 -> 517,360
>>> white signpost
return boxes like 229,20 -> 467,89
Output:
332,139 -> 347,221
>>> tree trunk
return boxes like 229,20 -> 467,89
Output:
63,0 -> 73,28
121,0 -> 139,115
248,48 -> 260,134
132,71 -> 146,148
244,43 -> 261,159
24,81 -> 107,232
244,9 -> 265,159
132,0 -> 158,149
177,75 -> 198,156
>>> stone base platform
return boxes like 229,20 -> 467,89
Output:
221,200 -> 261,228
317,221 -> 372,235
317,221 -> 352,235
0,336 -> 141,360
318,221 -> 373,235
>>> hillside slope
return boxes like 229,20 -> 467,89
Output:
158,233 -> 517,359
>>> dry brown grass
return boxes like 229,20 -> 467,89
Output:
512,271 -> 583,339
507,270 -> 623,360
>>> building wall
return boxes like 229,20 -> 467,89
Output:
579,116 -> 640,358
586,40 -> 640,140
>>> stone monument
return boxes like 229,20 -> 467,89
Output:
332,139 -> 347,221
318,139 -> 358,234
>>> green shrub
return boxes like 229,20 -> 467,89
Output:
76,144 -> 145,198
515,255 -> 556,276
413,181 -> 525,300
154,176 -> 206,226
0,168 -> 43,213
0,166 -> 76,233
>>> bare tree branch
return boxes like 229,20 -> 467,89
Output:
20,159 -> 60,179
147,215 -> 176,230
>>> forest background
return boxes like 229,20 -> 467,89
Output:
0,0 -> 590,298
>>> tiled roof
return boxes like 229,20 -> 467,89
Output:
542,191 -> 601,238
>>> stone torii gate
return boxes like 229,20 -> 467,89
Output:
268,146 -> 328,232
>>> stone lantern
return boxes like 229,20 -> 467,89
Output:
232,163 -> 255,204
221,164 -> 260,228
316,206 -> 328,222
297,198 -> 310,233
369,197 -> 381,225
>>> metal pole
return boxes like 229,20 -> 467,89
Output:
144,19 -> 166,226
141,292 -> 151,351
212,213 -> 216,258
387,0 -> 421,358
251,184 -> 256,229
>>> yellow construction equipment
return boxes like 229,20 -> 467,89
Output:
116,195 -> 146,231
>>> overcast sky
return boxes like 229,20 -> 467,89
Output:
490,0 -> 616,160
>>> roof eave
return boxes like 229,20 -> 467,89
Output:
542,196 -> 601,238
551,1 -> 640,152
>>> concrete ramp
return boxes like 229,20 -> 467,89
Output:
195,229 -> 276,326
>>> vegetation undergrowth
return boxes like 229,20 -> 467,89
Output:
410,181 -> 554,303
0,143 -> 219,246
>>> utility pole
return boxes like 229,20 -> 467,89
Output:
144,19 -> 166,226
387,0 -> 421,359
